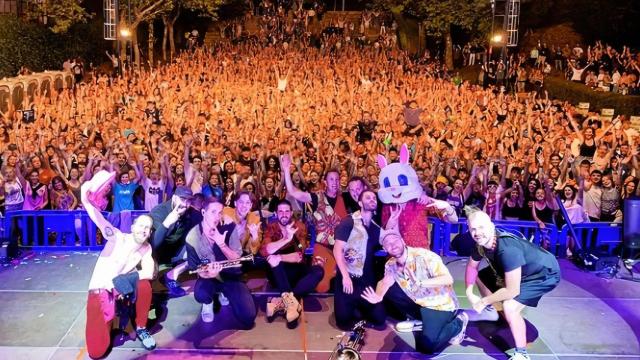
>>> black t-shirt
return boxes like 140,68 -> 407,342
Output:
334,215 -> 381,284
310,192 -> 359,215
471,230 -> 559,283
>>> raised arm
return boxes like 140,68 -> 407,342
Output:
80,171 -> 120,242
280,154 -> 312,204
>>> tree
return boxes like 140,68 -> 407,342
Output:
160,0 -> 222,61
374,0 -> 491,68
23,0 -> 91,33
119,0 -> 170,68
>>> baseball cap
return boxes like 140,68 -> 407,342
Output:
174,186 -> 193,199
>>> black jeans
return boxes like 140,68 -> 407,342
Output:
386,283 -> 462,354
194,277 -> 257,329
270,262 -> 324,298
334,273 -> 386,330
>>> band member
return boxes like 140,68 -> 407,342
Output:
361,230 -> 468,354
149,186 -> 202,297
378,144 -> 458,248
81,171 -> 156,358
333,189 -> 386,330
260,199 -> 324,328
280,154 -> 348,292
222,191 -> 262,255
186,198 -> 257,328
465,208 -> 561,360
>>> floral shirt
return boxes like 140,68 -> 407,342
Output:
385,247 -> 458,311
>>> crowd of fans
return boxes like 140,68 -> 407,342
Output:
0,29 -> 639,247
524,40 -> 640,95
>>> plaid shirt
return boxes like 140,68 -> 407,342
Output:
259,220 -> 308,258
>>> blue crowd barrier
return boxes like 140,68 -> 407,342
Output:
558,222 -> 623,255
2,210 -> 623,258
430,217 -> 562,256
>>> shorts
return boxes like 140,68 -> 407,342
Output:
478,266 -> 560,307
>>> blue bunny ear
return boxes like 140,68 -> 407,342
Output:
377,154 -> 388,169
399,144 -> 409,164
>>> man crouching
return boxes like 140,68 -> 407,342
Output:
82,171 -> 156,359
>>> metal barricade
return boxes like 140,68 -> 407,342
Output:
558,222 -> 623,255
3,210 -> 622,258
431,217 -> 561,257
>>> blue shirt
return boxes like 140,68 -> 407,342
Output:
113,182 -> 138,213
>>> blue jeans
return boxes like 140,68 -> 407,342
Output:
194,277 -> 257,329
386,283 -> 462,354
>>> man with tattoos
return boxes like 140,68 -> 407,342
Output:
81,171 -> 157,358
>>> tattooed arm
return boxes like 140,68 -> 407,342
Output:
80,172 -> 121,242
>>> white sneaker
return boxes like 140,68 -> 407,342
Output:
395,319 -> 422,332
464,305 -> 499,322
449,311 -> 469,345
509,352 -> 530,360
201,302 -> 214,323
219,292 -> 229,306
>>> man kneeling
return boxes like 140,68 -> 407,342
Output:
82,171 -> 156,359
361,231 -> 468,354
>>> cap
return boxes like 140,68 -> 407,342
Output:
174,186 -> 193,199
379,229 -> 403,246
123,129 -> 135,139
436,176 -> 449,185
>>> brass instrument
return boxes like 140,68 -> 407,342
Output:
329,321 -> 366,360
189,254 -> 254,274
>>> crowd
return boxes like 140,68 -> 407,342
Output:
523,40 -> 640,95
0,16 -> 633,360
1,37 -> 639,228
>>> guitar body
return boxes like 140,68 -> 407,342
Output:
312,243 -> 336,293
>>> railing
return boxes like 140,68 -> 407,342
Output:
3,210 -> 623,258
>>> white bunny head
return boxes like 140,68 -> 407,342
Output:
377,144 -> 422,204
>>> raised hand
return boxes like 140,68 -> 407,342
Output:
284,223 -> 298,240
386,203 -> 405,231
210,227 -> 228,246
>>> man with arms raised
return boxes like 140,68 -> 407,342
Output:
82,171 -> 156,358
280,154 -> 348,292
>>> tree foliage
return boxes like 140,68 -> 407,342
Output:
0,15 -> 107,78
23,0 -> 91,33
374,0 -> 491,39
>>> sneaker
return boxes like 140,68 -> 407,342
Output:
464,305 -> 499,322
449,311 -> 469,345
201,302 -> 214,323
266,297 -> 285,322
509,352 -> 531,360
219,292 -> 229,306
164,276 -> 186,298
281,292 -> 301,323
395,319 -> 422,332
135,328 -> 156,351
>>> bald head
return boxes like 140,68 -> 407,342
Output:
467,210 -> 496,249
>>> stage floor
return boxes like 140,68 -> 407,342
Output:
0,252 -> 639,360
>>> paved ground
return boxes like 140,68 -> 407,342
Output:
1,251 -> 639,360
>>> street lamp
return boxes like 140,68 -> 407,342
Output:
120,28 -> 131,38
